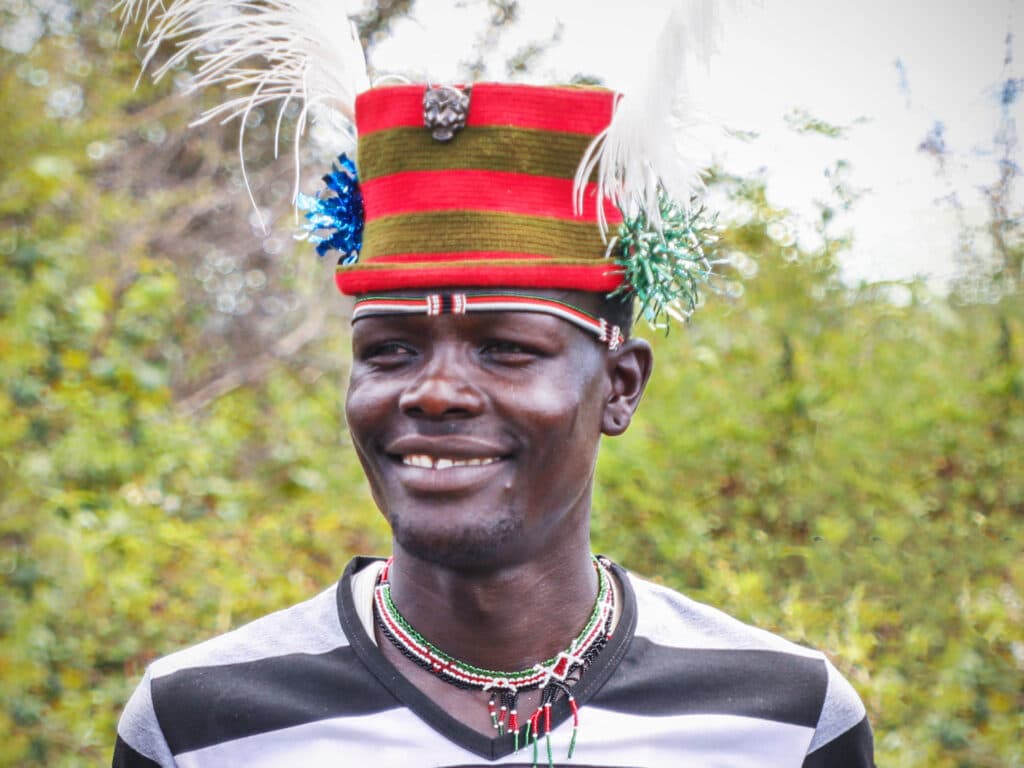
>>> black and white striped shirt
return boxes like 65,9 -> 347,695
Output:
114,557 -> 873,767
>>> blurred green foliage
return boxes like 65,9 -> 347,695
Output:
1,5 -> 1022,768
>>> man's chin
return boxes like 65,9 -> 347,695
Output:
389,513 -> 524,570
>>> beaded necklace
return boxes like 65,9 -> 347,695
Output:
374,555 -> 616,767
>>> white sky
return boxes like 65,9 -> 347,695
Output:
368,0 -> 1024,288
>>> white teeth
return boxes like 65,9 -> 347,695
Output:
403,455 -> 434,468
402,455 -> 499,469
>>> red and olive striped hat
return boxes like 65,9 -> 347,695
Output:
339,83 -> 624,296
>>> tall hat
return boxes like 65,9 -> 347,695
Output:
118,1 -> 722,331
338,83 -> 624,296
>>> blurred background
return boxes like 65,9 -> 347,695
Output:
0,1 -> 1021,765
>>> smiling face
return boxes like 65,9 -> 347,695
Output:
345,291 -> 651,571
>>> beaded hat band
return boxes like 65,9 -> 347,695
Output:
352,292 -> 625,350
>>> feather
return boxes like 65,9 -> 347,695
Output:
574,1 -> 730,236
116,0 -> 369,206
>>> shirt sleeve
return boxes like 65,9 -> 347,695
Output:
112,669 -> 177,768
802,659 -> 875,767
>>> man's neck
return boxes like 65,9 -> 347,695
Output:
385,540 -> 599,672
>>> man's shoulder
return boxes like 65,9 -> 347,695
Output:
625,570 -> 823,659
116,573 -> 403,764
148,581 -> 348,680
609,568 -> 872,764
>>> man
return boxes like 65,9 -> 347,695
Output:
113,81 -> 874,767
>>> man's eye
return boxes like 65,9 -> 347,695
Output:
481,340 -> 538,362
363,342 -> 414,362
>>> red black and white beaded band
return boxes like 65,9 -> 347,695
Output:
352,292 -> 626,351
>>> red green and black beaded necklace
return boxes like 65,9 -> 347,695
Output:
374,555 -> 616,767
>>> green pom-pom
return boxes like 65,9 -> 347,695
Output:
611,189 -> 720,328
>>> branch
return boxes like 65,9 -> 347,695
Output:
354,0 -> 416,48
174,303 -> 328,416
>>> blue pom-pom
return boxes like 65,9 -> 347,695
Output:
297,153 -> 364,265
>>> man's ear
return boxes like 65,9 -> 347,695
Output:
601,337 -> 654,436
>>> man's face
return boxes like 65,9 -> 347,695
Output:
345,294 -> 618,570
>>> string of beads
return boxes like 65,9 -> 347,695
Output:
374,555 -> 616,767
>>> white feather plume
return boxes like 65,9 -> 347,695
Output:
116,0 -> 369,205
574,1 -> 730,236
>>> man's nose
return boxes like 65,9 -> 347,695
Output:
398,349 -> 485,419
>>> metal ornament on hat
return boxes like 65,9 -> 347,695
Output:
423,84 -> 471,142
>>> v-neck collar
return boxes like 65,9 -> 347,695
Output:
336,555 -> 638,761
